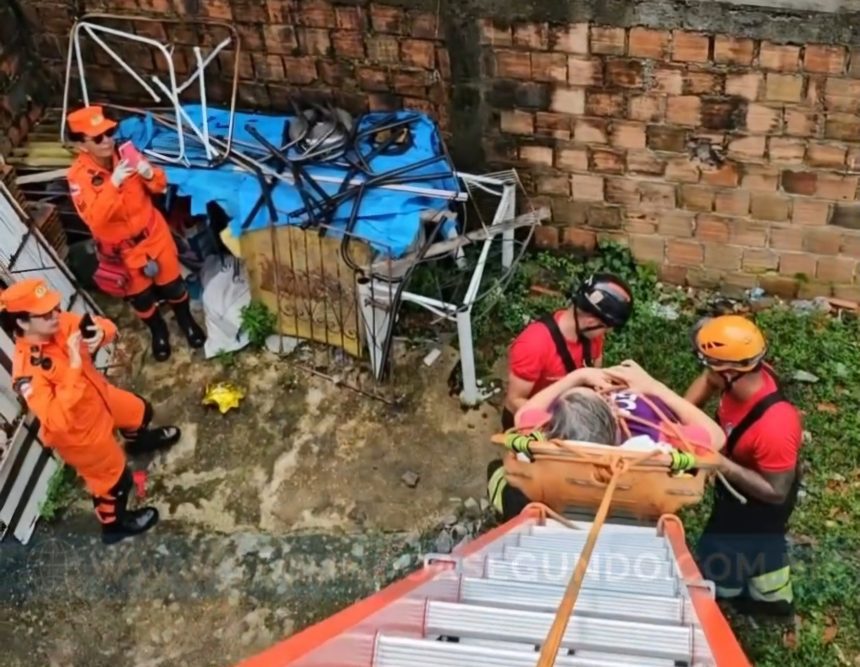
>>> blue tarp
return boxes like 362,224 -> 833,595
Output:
116,105 -> 460,258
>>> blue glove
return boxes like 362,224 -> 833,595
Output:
143,259 -> 159,278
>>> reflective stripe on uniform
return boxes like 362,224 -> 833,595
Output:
487,465 -> 507,514
749,565 -> 793,603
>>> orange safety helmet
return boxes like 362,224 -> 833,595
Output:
692,315 -> 767,372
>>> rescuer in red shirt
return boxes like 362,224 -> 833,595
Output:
501,273 -> 634,429
685,315 -> 802,617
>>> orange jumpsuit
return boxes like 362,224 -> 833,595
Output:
12,312 -> 146,497
67,151 -> 182,306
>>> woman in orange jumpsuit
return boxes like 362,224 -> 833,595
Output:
65,105 -> 205,362
0,279 -> 180,544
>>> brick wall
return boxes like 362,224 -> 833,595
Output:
21,0 -> 860,299
0,1 -> 53,157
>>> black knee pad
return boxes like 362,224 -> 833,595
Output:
127,287 -> 158,315
156,277 -> 187,303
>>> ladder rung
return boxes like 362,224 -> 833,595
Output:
517,532 -> 668,553
459,577 -> 684,625
501,546 -> 676,581
373,635 -> 670,667
484,556 -> 679,598
513,535 -> 669,561
529,523 -> 666,544
425,601 -> 693,662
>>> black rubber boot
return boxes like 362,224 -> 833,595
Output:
102,507 -> 159,545
143,311 -> 171,362
171,299 -> 206,349
125,425 -> 181,456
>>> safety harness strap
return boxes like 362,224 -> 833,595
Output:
719,391 -> 788,458
540,314 -> 589,374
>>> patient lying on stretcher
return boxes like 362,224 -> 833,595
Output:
511,360 -> 726,456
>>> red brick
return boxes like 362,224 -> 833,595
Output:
681,184 -> 715,211
804,44 -> 846,75
567,57 -> 603,86
714,35 -> 754,65
833,284 -> 860,300
647,125 -> 688,152
725,72 -> 762,101
588,206 -> 624,230
638,181 -> 677,211
252,54 -> 285,80
702,162 -> 740,187
202,0 -> 232,19
297,27 -> 331,56
628,94 -> 665,122
551,88 -> 586,115
551,24 -> 589,54
769,137 -> 806,164
356,66 -> 389,91
806,141 -> 847,169
784,108 -> 817,137
407,11 -> 438,38
779,252 -> 817,278
817,257 -> 856,283
628,234 -> 665,264
366,35 -> 400,63
283,56 -> 317,84
695,214 -> 732,243
730,220 -> 769,246
626,151 -> 666,176
575,118 -> 609,144
590,148 -> 626,174
742,248 -> 779,273
479,19 -> 512,46
666,240 -> 705,266
627,27 -> 669,59
625,212 -> 659,236
797,281 -> 834,298
585,91 -> 625,117
666,96 -> 701,126
605,177 -> 641,206
659,264 -> 689,284
745,104 -> 781,133
672,31 -> 710,63
261,24 -> 298,54
684,70 -> 724,95
436,47 -> 451,79
494,50 -> 531,79
500,109 -> 534,135
401,39 -> 435,69
742,165 -> 779,191
533,225 -> 560,249
658,210 -> 695,237
590,26 -> 626,55
750,192 -> 791,221
825,113 -> 860,141
335,5 -> 365,30
705,244 -> 744,271
781,170 -> 817,196
841,233 -> 860,258
370,3 -> 404,32
571,174 -> 605,201
805,230 -> 841,260
715,190 -> 751,216
514,22 -> 549,50
759,274 -> 800,298
687,267 -> 726,289
847,147 -> 860,172
535,112 -> 572,140
823,77 -> 860,112
519,144 -> 553,166
610,121 -> 646,149
652,67 -> 684,94
556,145 -> 588,170
318,60 -> 354,86
816,174 -> 859,200
769,224 -> 804,250
806,75 -> 825,107
791,197 -> 831,227
665,157 -> 700,183
759,42 -> 800,71
562,226 -> 597,250
605,59 -> 644,88
728,135 -> 766,159
765,74 -> 804,102
538,173 -> 571,196
331,30 -> 364,58
532,52 -> 567,82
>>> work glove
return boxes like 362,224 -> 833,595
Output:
110,160 -> 134,188
669,450 -> 697,474
136,158 -> 154,180
142,258 -> 160,278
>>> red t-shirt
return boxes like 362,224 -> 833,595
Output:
507,309 -> 605,396
717,370 -> 802,473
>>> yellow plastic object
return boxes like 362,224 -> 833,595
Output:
220,227 -> 242,258
202,382 -> 246,414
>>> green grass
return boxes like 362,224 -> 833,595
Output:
475,243 -> 860,666
39,463 -> 81,521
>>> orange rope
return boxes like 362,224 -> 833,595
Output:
535,456 -> 628,667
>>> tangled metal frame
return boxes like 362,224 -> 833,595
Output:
61,15 -> 546,405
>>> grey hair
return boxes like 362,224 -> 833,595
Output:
546,391 -> 617,445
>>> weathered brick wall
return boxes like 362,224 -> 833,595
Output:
0,1 -> 53,156
22,0 -> 860,299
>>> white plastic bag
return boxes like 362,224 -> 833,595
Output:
200,254 -> 252,359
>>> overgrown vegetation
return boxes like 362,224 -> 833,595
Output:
476,241 -> 860,667
239,299 -> 277,349
39,464 -> 81,521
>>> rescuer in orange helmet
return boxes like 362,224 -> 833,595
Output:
0,279 -> 181,544
685,314 -> 802,616
65,105 -> 206,362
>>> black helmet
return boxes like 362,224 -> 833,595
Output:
571,272 -> 634,329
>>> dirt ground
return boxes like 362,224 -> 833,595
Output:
0,303 -> 501,667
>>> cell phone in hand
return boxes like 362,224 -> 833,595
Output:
118,141 -> 141,169
79,313 -> 97,339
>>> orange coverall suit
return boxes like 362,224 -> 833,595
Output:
67,151 -> 184,318
12,312 -> 148,523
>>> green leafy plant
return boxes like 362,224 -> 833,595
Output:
39,464 -> 81,521
239,300 -> 277,349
